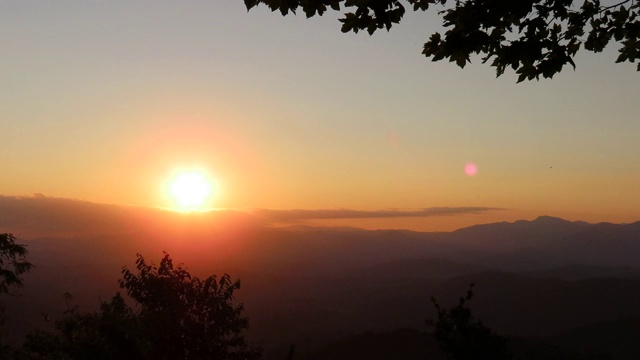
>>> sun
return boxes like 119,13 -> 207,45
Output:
167,171 -> 215,211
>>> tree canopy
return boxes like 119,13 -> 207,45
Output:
118,253 -> 258,360
16,253 -> 259,360
244,0 -> 640,82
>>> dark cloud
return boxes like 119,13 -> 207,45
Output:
253,207 -> 502,222
0,195 -> 501,237
0,195 -> 264,238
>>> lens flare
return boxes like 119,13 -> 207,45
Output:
465,163 -> 478,176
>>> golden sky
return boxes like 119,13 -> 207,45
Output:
1,1 -> 639,231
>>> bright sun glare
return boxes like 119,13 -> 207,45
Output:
168,171 -> 214,211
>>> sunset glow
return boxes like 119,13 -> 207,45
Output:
2,2 -> 640,231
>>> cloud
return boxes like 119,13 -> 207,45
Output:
0,195 -> 264,238
0,195 -> 502,236
253,207 -> 502,222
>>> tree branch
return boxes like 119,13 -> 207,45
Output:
599,0 -> 634,12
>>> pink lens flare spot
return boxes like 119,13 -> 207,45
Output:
465,163 -> 478,176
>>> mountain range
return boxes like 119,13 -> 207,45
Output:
1,195 -> 640,358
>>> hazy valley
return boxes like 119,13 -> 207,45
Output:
1,195 -> 640,359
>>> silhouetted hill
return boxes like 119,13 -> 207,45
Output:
307,325 -> 640,360
346,258 -> 487,281
3,196 -> 640,273
522,264 -> 640,281
444,216 -> 640,270
432,272 -> 640,337
545,317 -> 640,359
308,329 -> 444,360
450,216 -> 590,250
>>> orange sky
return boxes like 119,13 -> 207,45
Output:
2,2 -> 640,231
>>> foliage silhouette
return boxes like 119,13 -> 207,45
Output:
119,252 -> 259,360
0,234 -> 33,358
427,284 -> 510,360
244,0 -> 640,81
17,253 -> 259,360
0,234 -> 33,295
16,293 -> 139,360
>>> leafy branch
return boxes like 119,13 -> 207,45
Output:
244,0 -> 640,81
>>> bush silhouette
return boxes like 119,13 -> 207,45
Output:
427,284 -> 510,360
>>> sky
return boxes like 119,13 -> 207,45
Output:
2,1 -> 639,231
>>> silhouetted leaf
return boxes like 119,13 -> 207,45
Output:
244,0 -> 640,81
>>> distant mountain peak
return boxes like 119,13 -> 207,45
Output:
533,215 -> 570,223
